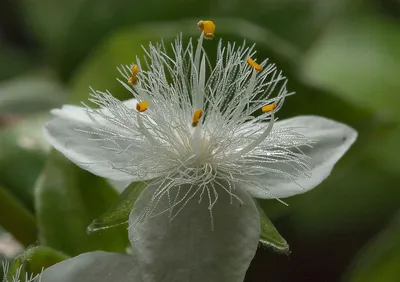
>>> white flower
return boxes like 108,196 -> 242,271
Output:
43,20 -> 357,282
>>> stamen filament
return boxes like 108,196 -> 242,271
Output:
195,55 -> 206,109
235,68 -> 257,118
231,112 -> 275,159
194,32 -> 204,73
136,113 -> 156,145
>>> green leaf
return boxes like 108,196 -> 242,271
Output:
0,184 -> 36,246
0,75 -> 66,116
7,246 -> 69,280
0,44 -> 33,82
88,181 -> 146,233
35,151 -> 129,256
215,0 -> 346,51
20,0 -> 211,80
255,200 -> 289,253
344,212 -> 400,282
367,124 -> 400,174
20,0 -> 345,80
0,115 -> 50,212
301,15 -> 400,122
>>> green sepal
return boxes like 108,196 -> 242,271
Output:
87,181 -> 146,233
254,200 -> 289,253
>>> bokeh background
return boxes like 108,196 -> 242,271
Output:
1,0 -> 400,281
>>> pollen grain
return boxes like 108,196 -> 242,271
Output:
192,109 -> 203,127
128,64 -> 140,85
247,58 -> 263,72
136,101 -> 149,112
262,103 -> 276,113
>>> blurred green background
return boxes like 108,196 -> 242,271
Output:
0,0 -> 400,281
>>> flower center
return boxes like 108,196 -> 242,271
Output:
190,134 -> 213,166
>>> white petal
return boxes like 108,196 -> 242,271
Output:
51,98 -> 138,123
43,98 -> 156,182
128,184 -> 260,282
243,115 -> 357,199
50,105 -> 93,123
36,251 -> 141,282
43,116 -> 135,181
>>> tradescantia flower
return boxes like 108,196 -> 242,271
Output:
43,20 -> 357,282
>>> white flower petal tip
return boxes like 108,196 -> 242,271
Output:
33,251 -> 141,282
241,115 -> 357,199
128,183 -> 260,282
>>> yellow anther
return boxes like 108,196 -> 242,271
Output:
136,101 -> 149,112
131,64 -> 139,76
198,20 -> 215,40
247,58 -> 263,72
128,64 -> 140,85
192,109 -> 203,127
262,103 -> 276,113
128,76 -> 137,85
